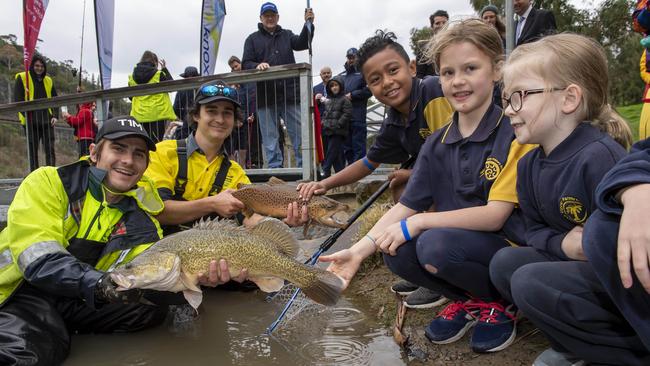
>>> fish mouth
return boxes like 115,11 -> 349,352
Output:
111,272 -> 135,290
318,210 -> 350,228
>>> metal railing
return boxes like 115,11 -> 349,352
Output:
0,63 -> 316,182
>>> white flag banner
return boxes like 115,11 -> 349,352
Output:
200,0 -> 226,75
94,0 -> 114,89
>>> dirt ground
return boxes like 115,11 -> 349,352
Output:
346,252 -> 549,366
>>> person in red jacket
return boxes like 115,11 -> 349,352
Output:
62,102 -> 97,157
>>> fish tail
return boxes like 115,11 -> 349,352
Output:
300,269 -> 344,306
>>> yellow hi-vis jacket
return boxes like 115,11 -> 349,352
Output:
15,71 -> 54,126
0,160 -> 164,306
128,71 -> 177,123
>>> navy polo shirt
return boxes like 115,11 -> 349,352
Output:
400,105 -> 535,242
517,123 -> 627,260
366,76 -> 453,164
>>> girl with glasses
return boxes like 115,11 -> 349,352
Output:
490,33 -> 635,366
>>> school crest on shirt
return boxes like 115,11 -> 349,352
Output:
419,128 -> 433,139
480,157 -> 503,181
559,197 -> 588,224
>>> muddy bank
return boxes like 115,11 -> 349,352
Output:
346,252 -> 549,365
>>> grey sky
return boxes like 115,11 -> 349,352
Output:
0,0 -> 593,89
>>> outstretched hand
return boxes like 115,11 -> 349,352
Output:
296,181 -> 327,202
319,249 -> 363,290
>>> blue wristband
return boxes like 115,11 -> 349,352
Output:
362,157 -> 376,171
400,219 -> 412,241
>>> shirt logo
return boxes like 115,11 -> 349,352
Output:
560,197 -> 587,224
480,157 -> 502,181
418,128 -> 432,139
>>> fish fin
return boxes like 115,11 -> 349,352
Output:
299,268 -> 344,306
183,290 -> 204,310
268,176 -> 286,185
249,276 -> 284,293
180,271 -> 202,292
251,218 -> 299,258
193,217 -> 240,231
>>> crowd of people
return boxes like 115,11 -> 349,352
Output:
5,0 -> 650,365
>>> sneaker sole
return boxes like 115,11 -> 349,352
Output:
477,324 -> 517,353
390,288 -> 417,296
404,296 -> 449,309
426,319 -> 477,345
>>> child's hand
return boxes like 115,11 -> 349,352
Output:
296,181 -> 327,201
618,184 -> 650,293
376,217 -> 419,256
561,226 -> 585,261
319,249 -> 362,290
388,169 -> 411,189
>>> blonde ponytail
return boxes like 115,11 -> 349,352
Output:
592,104 -> 633,149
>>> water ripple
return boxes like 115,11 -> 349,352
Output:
298,337 -> 372,366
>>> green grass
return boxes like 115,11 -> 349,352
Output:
617,103 -> 642,142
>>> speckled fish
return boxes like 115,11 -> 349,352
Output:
110,218 -> 343,310
232,177 -> 350,228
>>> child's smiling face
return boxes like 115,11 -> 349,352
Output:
361,48 -> 416,115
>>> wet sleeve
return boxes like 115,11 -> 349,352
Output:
596,139 -> 650,216
7,168 -> 103,305
488,140 -> 537,203
516,158 -> 569,260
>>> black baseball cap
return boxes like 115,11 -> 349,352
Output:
96,116 -> 157,151
179,66 -> 199,78
194,80 -> 241,108
346,47 -> 358,57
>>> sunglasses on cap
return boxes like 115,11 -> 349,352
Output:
198,84 -> 238,100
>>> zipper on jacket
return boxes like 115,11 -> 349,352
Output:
82,203 -> 105,240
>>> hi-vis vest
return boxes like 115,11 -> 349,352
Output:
0,160 -> 164,305
128,70 -> 177,123
15,72 -> 54,126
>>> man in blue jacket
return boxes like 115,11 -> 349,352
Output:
342,47 -> 372,165
242,2 -> 315,168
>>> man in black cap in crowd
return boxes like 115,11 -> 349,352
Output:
342,47 -> 372,165
173,66 -> 200,139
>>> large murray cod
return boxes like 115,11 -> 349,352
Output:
110,218 -> 343,310
232,177 -> 351,228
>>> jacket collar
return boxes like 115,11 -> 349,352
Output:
258,23 -> 283,35
441,104 -> 504,144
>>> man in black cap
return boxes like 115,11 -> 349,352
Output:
242,2 -> 315,168
342,47 -> 372,165
0,115 -> 176,365
173,66 -> 200,139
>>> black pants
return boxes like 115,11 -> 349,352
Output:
383,227 -> 509,301
77,139 -> 93,158
0,283 -> 168,366
25,120 -> 55,170
141,120 -> 168,144
491,245 -> 650,365
322,134 -> 345,178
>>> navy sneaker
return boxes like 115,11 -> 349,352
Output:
469,301 -> 517,353
404,287 -> 448,309
390,280 -> 419,296
424,300 -> 478,344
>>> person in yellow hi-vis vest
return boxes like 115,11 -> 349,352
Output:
14,54 -> 59,170
639,49 -> 650,140
128,50 -> 177,143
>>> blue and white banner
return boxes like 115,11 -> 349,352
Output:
94,0 -> 114,89
200,0 -> 226,75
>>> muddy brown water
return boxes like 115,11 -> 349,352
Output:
65,210 -> 407,366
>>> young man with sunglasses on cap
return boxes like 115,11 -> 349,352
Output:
145,82 -> 307,280
0,116 -> 180,365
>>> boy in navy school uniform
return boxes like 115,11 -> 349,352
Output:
297,30 -> 454,308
